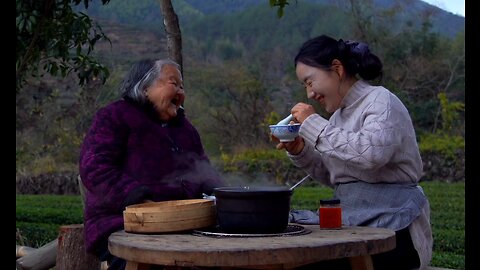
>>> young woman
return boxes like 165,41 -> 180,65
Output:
274,35 -> 432,270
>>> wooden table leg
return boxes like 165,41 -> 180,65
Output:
126,261 -> 151,270
349,255 -> 374,270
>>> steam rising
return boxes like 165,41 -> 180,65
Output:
162,152 -> 282,191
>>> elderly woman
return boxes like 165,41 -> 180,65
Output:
79,59 -> 224,269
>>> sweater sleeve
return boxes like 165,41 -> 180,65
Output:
79,105 -> 149,212
288,141 -> 333,187
301,91 -> 410,172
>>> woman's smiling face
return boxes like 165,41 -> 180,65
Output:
295,62 -> 343,113
146,64 -> 185,121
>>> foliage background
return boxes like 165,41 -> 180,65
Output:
16,0 -> 465,179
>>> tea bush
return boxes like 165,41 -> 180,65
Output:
16,195 -> 83,247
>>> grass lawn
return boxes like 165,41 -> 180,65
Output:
16,180 -> 464,269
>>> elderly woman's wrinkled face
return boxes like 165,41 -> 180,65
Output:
146,64 -> 185,121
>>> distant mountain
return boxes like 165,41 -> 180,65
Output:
374,0 -> 464,38
176,0 -> 261,14
180,0 -> 464,38
80,0 -> 464,39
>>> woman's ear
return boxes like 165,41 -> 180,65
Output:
331,59 -> 344,79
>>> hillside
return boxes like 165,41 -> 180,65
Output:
17,0 -> 464,180
79,0 -> 464,39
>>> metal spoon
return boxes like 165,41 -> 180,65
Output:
290,174 -> 311,190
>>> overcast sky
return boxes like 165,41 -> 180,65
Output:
422,0 -> 465,17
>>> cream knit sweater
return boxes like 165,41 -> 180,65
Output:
288,80 -> 433,269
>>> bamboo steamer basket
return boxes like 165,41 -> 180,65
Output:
123,199 -> 216,233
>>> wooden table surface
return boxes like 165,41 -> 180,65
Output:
108,224 -> 396,270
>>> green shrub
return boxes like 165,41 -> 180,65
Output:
16,194 -> 83,212
419,132 -> 465,182
16,222 -> 61,248
16,195 -> 83,247
16,207 -> 83,225
419,132 -> 464,159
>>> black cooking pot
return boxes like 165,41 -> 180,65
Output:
213,186 -> 293,233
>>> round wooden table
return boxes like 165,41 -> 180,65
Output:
108,224 -> 396,270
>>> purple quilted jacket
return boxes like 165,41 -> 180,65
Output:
79,99 -> 224,254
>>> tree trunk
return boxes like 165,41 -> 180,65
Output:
56,224 -> 101,270
158,0 -> 183,76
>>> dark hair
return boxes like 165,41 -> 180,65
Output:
120,59 -> 181,104
294,35 -> 383,81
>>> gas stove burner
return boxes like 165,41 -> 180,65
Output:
192,224 -> 311,238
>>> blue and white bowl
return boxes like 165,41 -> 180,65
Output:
269,123 -> 301,142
